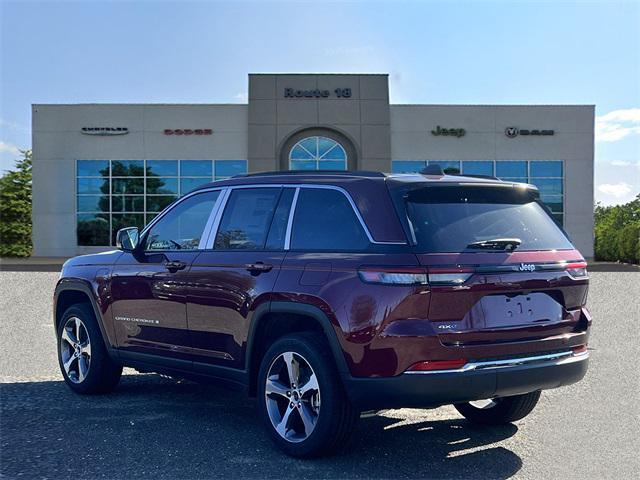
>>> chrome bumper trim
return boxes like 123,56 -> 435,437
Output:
405,350 -> 589,375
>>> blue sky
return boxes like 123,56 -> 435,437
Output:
1,0 -> 638,205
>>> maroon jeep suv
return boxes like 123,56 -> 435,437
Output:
54,169 -> 591,457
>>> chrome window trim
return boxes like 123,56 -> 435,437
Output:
281,184 -> 407,248
404,350 -> 588,375
142,182 -> 407,252
284,187 -> 300,250
199,188 -> 229,250
203,187 -> 232,249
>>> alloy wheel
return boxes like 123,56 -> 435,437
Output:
265,351 -> 321,443
60,316 -> 91,383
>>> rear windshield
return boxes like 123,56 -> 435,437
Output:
395,185 -> 573,253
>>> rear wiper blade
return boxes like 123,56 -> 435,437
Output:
465,238 -> 521,251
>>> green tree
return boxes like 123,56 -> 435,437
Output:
594,194 -> 640,264
0,149 -> 32,257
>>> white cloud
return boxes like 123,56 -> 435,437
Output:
597,182 -> 633,198
595,108 -> 640,142
233,92 -> 248,103
0,119 -> 29,133
0,141 -> 21,156
610,160 -> 640,169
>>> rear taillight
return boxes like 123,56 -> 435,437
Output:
358,267 -> 428,285
427,267 -> 474,286
566,261 -> 588,279
407,359 -> 467,371
572,345 -> 588,355
358,266 -> 474,286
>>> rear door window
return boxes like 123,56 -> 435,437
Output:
290,188 -> 369,251
214,188 -> 281,250
398,185 -> 573,253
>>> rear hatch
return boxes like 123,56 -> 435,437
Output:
390,179 -> 589,347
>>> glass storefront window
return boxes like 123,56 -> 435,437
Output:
112,178 -> 144,195
530,161 -> 562,178
77,177 -> 108,195
532,178 -> 563,196
496,161 -> 527,178
111,160 -> 144,176
77,213 -> 110,246
462,161 -> 494,176
77,196 -> 109,213
181,160 -> 212,177
76,159 -> 247,246
77,160 -> 109,177
215,160 -> 247,179
147,160 -> 178,177
428,161 -> 460,174
146,177 -> 178,195
180,178 -> 211,194
391,160 -> 427,173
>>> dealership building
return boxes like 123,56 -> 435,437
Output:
32,73 -> 595,258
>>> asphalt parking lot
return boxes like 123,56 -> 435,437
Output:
1,271 -> 638,479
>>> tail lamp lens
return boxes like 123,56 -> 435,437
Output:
427,267 -> 474,286
566,261 -> 588,279
572,345 -> 588,355
407,359 -> 467,371
358,267 -> 428,285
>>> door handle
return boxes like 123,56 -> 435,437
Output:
245,262 -> 273,274
164,261 -> 187,272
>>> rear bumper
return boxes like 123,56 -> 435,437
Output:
343,350 -> 589,410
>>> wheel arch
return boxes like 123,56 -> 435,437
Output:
246,301 -> 350,396
54,279 -> 118,358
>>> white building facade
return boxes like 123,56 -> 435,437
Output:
32,74 -> 595,257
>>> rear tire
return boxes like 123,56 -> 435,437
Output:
57,303 -> 122,394
454,391 -> 541,425
257,333 -> 358,458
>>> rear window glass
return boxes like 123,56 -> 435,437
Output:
398,185 -> 573,253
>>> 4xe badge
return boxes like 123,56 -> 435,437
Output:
519,263 -> 536,272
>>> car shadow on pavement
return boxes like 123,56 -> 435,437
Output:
1,374 -> 522,479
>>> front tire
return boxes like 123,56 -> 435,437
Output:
454,391 -> 541,425
257,333 -> 358,458
57,303 -> 122,394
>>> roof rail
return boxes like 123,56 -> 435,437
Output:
236,170 -> 386,178
452,173 -> 500,180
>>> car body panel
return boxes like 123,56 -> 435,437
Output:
186,251 -> 286,369
54,171 -> 592,409
109,251 -> 200,360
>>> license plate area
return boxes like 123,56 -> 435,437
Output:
481,292 -> 563,328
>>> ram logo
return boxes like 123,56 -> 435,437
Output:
519,263 -> 536,272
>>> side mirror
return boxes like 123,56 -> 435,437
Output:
116,227 -> 139,251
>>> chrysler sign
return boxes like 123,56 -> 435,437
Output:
81,127 -> 128,136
